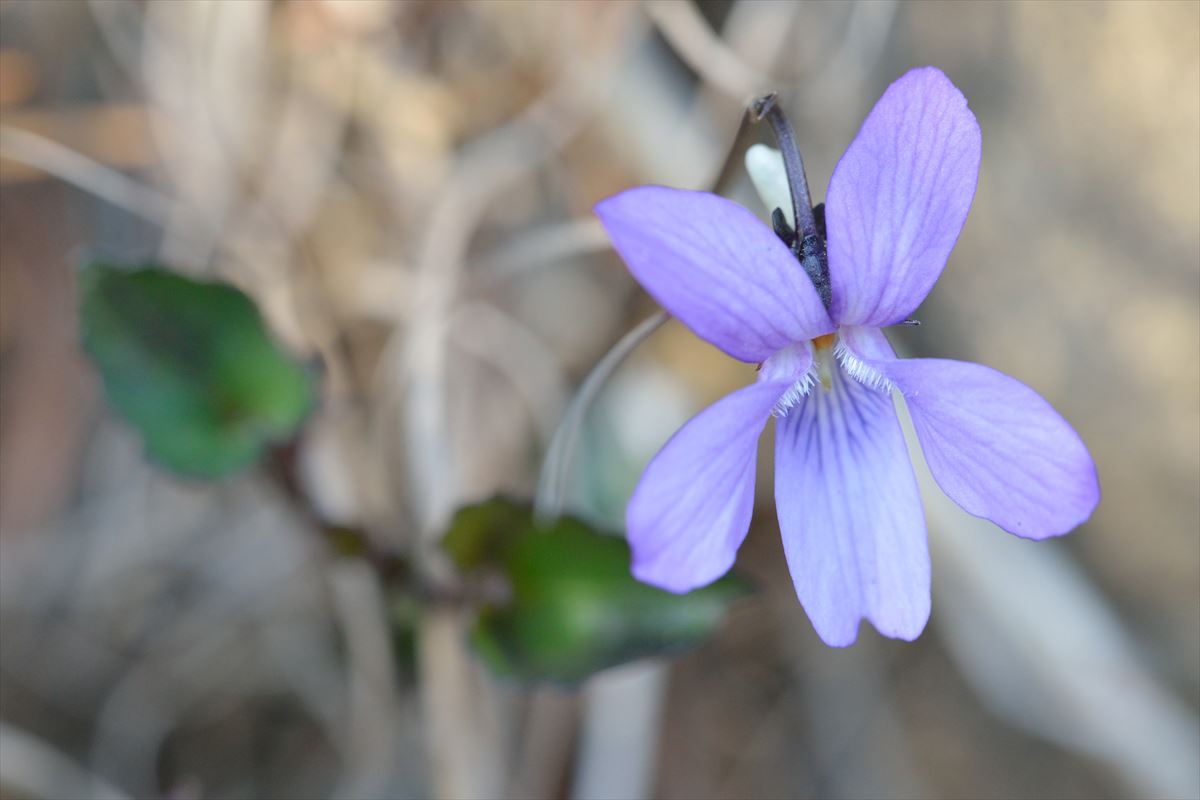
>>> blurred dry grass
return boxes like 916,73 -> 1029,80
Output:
0,2 -> 1197,799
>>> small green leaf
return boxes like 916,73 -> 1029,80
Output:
442,497 -> 534,570
444,499 -> 750,684
78,263 -> 314,478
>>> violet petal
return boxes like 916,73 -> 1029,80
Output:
596,186 -> 834,363
775,362 -> 930,646
870,353 -> 1100,539
628,379 -> 790,593
825,67 -> 982,327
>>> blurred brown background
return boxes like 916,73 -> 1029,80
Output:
0,2 -> 1197,799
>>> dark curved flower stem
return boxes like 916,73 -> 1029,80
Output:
751,94 -> 833,310
751,93 -> 818,240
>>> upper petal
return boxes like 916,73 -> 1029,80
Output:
596,187 -> 834,362
847,338 -> 1100,539
774,364 -> 930,647
627,379 -> 789,593
825,66 -> 982,327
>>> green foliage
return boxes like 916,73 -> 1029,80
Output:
78,263 -> 314,478
442,497 -> 533,570
444,499 -> 750,684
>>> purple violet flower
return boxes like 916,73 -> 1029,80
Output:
594,67 -> 1100,646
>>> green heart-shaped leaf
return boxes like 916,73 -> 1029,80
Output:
79,263 -> 314,478
444,499 -> 749,684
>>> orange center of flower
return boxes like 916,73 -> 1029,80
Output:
812,333 -> 838,390
812,333 -> 837,351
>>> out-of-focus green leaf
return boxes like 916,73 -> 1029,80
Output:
442,497 -> 534,570
444,499 -> 750,684
78,263 -> 314,478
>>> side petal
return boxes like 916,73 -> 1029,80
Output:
862,355 -> 1100,539
628,380 -> 790,593
596,187 -> 834,363
825,66 -> 982,327
775,366 -> 930,647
